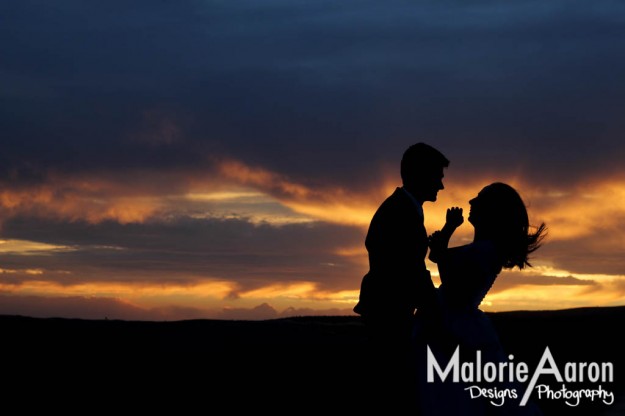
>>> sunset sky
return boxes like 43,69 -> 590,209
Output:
2,1 -> 625,320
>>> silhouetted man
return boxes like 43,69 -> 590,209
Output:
353,142 -> 449,413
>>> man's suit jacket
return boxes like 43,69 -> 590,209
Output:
354,187 -> 437,320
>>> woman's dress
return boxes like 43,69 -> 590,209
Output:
413,241 -> 541,416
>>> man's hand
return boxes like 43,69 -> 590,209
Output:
428,230 -> 446,263
428,230 -> 444,250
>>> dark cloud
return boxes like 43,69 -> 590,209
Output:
1,1 -> 624,190
0,215 -> 367,290
0,293 -> 152,320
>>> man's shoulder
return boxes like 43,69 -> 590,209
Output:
376,187 -> 412,214
379,187 -> 407,207
369,188 -> 416,229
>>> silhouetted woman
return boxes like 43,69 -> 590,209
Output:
415,182 -> 546,416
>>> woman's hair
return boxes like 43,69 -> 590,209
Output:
478,182 -> 546,269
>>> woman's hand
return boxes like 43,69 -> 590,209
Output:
429,207 -> 463,263
445,207 -> 464,229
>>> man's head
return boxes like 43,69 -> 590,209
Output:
400,143 -> 449,202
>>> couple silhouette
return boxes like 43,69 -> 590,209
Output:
354,143 -> 546,415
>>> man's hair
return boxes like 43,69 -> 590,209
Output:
400,142 -> 449,183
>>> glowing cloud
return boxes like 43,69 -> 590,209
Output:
217,159 -> 379,226
0,176 -> 160,224
0,239 -> 74,255
1,157 -> 624,319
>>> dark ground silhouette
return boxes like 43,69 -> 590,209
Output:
2,306 -> 624,414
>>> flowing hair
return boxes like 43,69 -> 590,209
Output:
479,183 -> 547,269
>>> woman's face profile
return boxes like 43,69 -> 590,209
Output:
468,185 -> 496,227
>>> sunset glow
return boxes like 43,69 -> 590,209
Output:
2,1 -> 624,320
1,161 -> 625,320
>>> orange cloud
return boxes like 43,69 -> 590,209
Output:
217,159 -> 392,226
0,279 -> 239,308
1,157 -> 624,319
0,175 -> 160,224
501,177 -> 625,242
217,160 -> 312,199
213,159 -> 540,235
415,176 -> 625,245
237,281 -> 359,304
